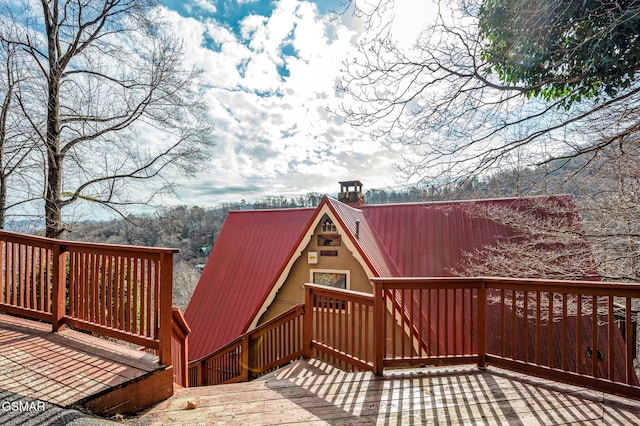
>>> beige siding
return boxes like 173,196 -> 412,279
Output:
257,220 -> 371,325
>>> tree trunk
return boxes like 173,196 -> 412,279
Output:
44,67 -> 63,239
0,163 -> 5,229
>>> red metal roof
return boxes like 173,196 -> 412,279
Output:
186,194 -> 592,360
185,207 -> 316,360
360,197 -> 531,276
325,197 -> 399,277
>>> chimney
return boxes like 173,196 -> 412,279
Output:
338,180 -> 365,205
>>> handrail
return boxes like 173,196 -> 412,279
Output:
372,277 -> 640,400
0,229 -> 178,367
186,276 -> 639,401
171,307 -> 190,387
188,303 -> 305,387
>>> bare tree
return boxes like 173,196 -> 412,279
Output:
573,142 -> 640,282
336,0 -> 640,188
0,15 -> 41,229
452,196 -> 598,280
1,0 -> 211,238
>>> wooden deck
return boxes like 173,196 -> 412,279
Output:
142,359 -> 640,425
0,313 -> 173,416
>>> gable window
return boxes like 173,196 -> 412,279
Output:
311,269 -> 349,290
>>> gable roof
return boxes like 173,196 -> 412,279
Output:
185,207 -> 316,361
185,194 -> 588,360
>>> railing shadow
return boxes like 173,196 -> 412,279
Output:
264,362 -> 640,424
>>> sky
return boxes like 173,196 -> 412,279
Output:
157,0 -> 431,206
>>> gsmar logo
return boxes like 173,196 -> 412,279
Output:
1,400 -> 46,412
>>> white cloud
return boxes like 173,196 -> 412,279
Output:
191,0 -> 217,14
161,0 -> 416,206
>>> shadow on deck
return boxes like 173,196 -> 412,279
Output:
143,359 -> 640,425
0,313 -> 173,417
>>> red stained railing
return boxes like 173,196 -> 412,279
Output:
0,232 -> 56,322
188,304 -> 305,386
0,230 -> 180,367
371,277 -> 639,400
375,279 -> 481,370
189,277 -> 639,400
479,277 -> 640,396
172,307 -> 191,387
304,284 -> 374,371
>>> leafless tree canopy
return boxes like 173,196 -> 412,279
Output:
336,0 -> 640,187
0,1 -> 212,237
452,196 -> 598,280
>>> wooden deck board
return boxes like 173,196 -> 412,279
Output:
141,359 -> 640,425
0,313 -> 162,408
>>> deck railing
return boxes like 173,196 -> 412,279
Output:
304,284 -> 374,371
189,277 -> 640,400
0,230 -> 181,368
188,304 -> 305,386
371,278 -> 639,400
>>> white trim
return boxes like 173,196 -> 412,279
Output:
247,203 -> 376,330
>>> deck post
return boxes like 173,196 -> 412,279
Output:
51,244 -> 66,331
303,284 -> 313,359
372,280 -> 384,376
158,251 -> 174,366
241,333 -> 250,382
477,279 -> 487,369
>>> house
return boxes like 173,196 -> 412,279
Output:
185,182 -> 601,363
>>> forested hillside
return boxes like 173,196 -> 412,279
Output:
59,169 -> 558,310
56,149 -> 640,312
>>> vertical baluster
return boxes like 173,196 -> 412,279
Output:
132,257 -> 139,335
435,288 -> 440,357
576,293 -> 582,374
562,293 -> 568,371
18,243 -> 25,308
591,295 -> 598,378
92,252 -> 100,323
139,258 -> 146,336
426,288 -> 432,357
126,256 -> 132,333
452,288 -> 457,356
80,251 -> 85,319
100,254 -> 107,326
444,288 -> 450,356
470,287 -> 474,355
28,245 -> 35,310
146,258 -> 153,337
38,247 -> 45,312
400,289 -> 406,359
607,295 -> 614,380
500,288 -> 505,357
365,298 -> 370,364
523,290 -> 528,363
460,288 -> 465,355
119,255 -> 125,330
68,251 -> 76,317
625,297 -> 633,385
419,288 -> 424,357
511,289 -> 517,359
535,290 -> 541,365
107,255 -> 115,328
154,257 -> 161,340
548,291 -> 554,369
